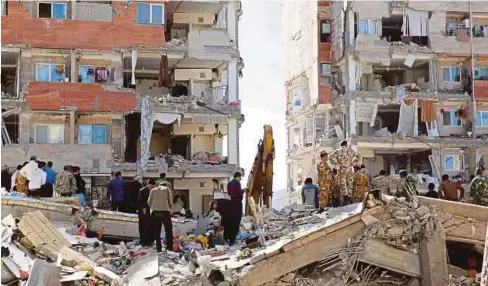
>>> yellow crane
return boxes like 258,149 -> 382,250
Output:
246,125 -> 274,214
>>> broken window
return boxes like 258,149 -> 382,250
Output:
444,155 -> 464,171
442,66 -> 461,82
136,3 -> 164,25
320,21 -> 331,42
359,19 -> 379,35
475,67 -> 488,80
79,65 -> 95,83
1,67 -> 17,97
35,124 -> 64,144
475,111 -> 488,127
36,63 -> 66,82
78,124 -> 108,144
38,2 -> 66,19
1,0 -> 7,16
442,110 -> 462,127
1,112 -> 19,144
124,113 -> 141,163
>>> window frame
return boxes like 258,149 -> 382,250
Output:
474,66 -> 488,80
443,155 -> 464,171
475,111 -> 488,127
442,110 -> 463,127
35,124 -> 65,144
320,63 -> 330,76
441,66 -> 461,82
320,20 -> 331,43
136,3 -> 164,25
358,19 -> 379,35
35,63 -> 66,82
78,124 -> 109,145
78,65 -> 95,83
37,2 -> 67,19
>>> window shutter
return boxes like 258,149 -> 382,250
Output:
78,125 -> 93,144
36,126 -> 48,144
377,19 -> 382,36
93,125 -> 107,144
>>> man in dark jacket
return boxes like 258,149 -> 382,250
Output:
125,176 -> 143,213
138,179 -> 156,246
72,166 -> 86,206
226,172 -> 244,245
108,171 -> 126,211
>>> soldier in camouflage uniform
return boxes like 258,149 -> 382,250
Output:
371,170 -> 392,195
353,166 -> 369,203
470,167 -> 488,206
330,169 -> 342,207
317,151 -> 333,209
329,141 -> 360,205
395,170 -> 417,202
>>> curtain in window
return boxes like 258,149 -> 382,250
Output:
79,66 -> 94,83
36,65 -> 50,82
36,126 -> 48,144
359,19 -> 368,34
51,65 -> 65,82
137,3 -> 150,24
368,20 -> 377,35
52,3 -> 66,19
49,125 -> 64,143
78,125 -> 92,144
152,5 -> 163,24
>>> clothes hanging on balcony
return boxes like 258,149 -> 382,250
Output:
158,54 -> 171,88
397,99 -> 418,136
420,100 -> 436,122
95,68 -> 108,82
402,9 -> 428,37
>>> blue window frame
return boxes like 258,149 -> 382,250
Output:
475,67 -> 488,80
442,110 -> 462,127
475,111 -> 488,127
78,124 -> 108,144
38,2 -> 66,19
137,3 -> 164,25
36,63 -> 65,82
79,66 -> 94,83
444,155 -> 464,171
442,66 -> 461,82
359,19 -> 378,35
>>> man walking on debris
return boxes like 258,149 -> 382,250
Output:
138,179 -> 156,247
372,170 -> 391,195
353,165 -> 369,203
226,172 -> 244,245
55,165 -> 77,197
108,171 -> 126,211
439,174 -> 465,202
396,170 -> 417,201
148,181 -> 174,252
302,177 -> 319,209
470,167 -> 488,206
329,141 -> 360,205
317,151 -> 333,210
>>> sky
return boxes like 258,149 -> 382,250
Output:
238,1 -> 287,191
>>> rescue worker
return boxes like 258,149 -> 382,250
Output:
330,169 -> 342,207
301,177 -> 319,209
470,167 -> 488,206
353,165 -> 369,203
316,151 -> 332,210
395,170 -> 418,201
329,141 -> 360,205
371,170 -> 391,195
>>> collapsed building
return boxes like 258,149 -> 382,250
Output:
1,0 -> 244,215
285,0 -> 488,192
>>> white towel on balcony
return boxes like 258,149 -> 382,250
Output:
397,99 -> 418,137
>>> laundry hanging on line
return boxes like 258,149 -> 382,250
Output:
397,99 -> 418,137
420,100 -> 436,122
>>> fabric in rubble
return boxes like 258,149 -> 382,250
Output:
420,100 -> 436,122
397,99 -> 418,136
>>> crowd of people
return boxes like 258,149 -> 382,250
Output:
301,141 -> 488,209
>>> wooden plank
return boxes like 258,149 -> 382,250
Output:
419,197 -> 488,222
358,239 -> 421,277
239,220 -> 366,286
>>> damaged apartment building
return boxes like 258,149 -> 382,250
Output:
286,0 -> 488,190
1,0 -> 244,215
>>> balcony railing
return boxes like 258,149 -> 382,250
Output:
200,85 -> 228,105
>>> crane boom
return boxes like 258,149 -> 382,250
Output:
246,125 -> 274,214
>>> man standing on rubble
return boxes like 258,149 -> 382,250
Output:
108,171 -> 126,211
148,181 -> 174,252
226,172 -> 244,245
55,165 -> 77,197
138,179 -> 156,247
353,166 -> 369,203
439,174 -> 465,202
372,170 -> 391,195
329,141 -> 360,205
302,178 -> 319,209
470,167 -> 488,206
317,151 -> 333,210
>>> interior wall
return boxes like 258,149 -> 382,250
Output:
363,155 -> 385,175
149,132 -> 170,156
136,79 -> 169,97
192,135 -> 213,156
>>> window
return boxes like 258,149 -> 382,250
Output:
79,66 -> 95,83
35,124 -> 64,144
442,66 -> 461,82
2,0 -> 7,16
136,3 -> 164,25
78,125 -> 108,144
442,110 -> 462,127
320,21 -> 331,42
475,111 -> 488,127
359,19 -> 378,35
475,67 -> 488,80
36,63 -> 66,82
444,155 -> 464,171
320,63 -> 331,76
38,2 -> 66,19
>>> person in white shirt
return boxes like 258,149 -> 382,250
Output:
10,165 -> 22,191
20,156 -> 38,181
28,161 -> 47,196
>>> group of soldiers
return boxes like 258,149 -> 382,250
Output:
316,140 -> 488,208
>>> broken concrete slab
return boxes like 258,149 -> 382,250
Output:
419,220 -> 449,286
17,211 -> 72,249
25,259 -> 61,286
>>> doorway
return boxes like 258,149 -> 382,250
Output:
171,135 -> 190,159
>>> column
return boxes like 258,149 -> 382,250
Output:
18,112 -> 31,145
227,118 -> 239,165
69,110 -> 75,144
227,1 -> 237,46
70,51 -> 76,83
71,1 -> 77,20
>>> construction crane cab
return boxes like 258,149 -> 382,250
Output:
245,125 -> 274,214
